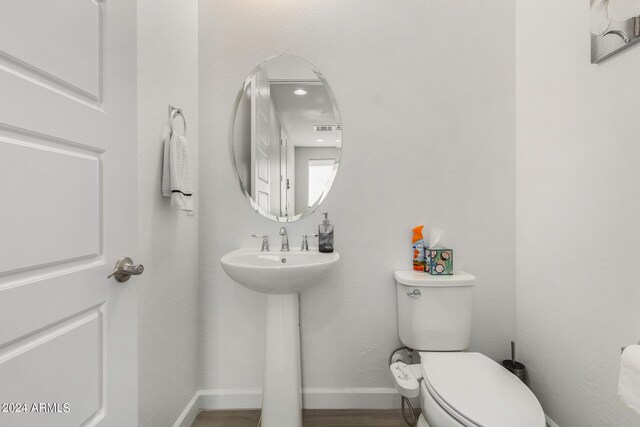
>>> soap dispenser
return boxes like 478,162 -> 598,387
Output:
318,212 -> 334,253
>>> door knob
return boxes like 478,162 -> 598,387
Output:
108,257 -> 144,282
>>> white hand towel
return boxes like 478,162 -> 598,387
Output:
162,132 -> 193,212
609,0 -> 640,22
619,344 -> 640,414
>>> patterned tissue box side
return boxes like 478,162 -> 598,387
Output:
426,248 -> 453,275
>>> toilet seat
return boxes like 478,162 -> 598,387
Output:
420,352 -> 546,427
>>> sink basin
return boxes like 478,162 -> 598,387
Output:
220,247 -> 340,427
220,248 -> 340,294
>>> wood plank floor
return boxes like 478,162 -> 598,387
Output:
192,409 -> 414,427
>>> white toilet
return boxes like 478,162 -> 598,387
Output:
394,271 -> 546,427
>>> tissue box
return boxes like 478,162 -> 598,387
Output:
425,248 -> 453,275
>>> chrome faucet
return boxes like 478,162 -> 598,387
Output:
252,234 -> 270,251
279,227 -> 290,252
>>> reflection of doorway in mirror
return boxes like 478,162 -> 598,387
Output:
308,159 -> 334,208
279,126 -> 295,217
280,127 -> 288,217
231,54 -> 342,221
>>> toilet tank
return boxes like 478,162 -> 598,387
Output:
395,271 -> 475,351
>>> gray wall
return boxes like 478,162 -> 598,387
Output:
516,0 -> 640,425
199,0 -> 515,402
137,1 -> 199,425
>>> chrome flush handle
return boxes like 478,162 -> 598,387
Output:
108,257 -> 144,283
407,289 -> 421,297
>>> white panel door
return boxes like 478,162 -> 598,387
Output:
251,68 -> 271,213
0,0 -> 138,426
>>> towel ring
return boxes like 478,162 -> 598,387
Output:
169,105 -> 187,137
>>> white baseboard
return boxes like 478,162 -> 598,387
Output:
302,387 -> 402,409
199,388 -> 263,410
174,388 -> 557,427
172,391 -> 202,427
174,386 -> 403,423
546,415 -> 559,427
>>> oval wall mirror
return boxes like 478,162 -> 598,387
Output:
230,54 -> 342,222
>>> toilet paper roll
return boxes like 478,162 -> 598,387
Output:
619,344 -> 640,414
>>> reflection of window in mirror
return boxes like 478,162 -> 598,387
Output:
308,159 -> 334,208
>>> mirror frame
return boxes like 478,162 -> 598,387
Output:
228,54 -> 342,222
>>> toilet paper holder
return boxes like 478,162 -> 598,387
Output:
621,341 -> 640,354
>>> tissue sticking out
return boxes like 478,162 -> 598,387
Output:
426,228 -> 453,275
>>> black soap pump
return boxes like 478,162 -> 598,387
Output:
318,212 -> 334,253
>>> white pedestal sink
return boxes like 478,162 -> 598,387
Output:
220,248 -> 340,427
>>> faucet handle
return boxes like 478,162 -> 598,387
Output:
301,234 -> 318,251
251,234 -> 270,252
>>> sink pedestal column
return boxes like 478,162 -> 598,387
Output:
261,293 -> 302,427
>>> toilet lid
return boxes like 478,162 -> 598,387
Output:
420,352 -> 545,427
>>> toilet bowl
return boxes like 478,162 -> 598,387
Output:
394,271 -> 545,427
